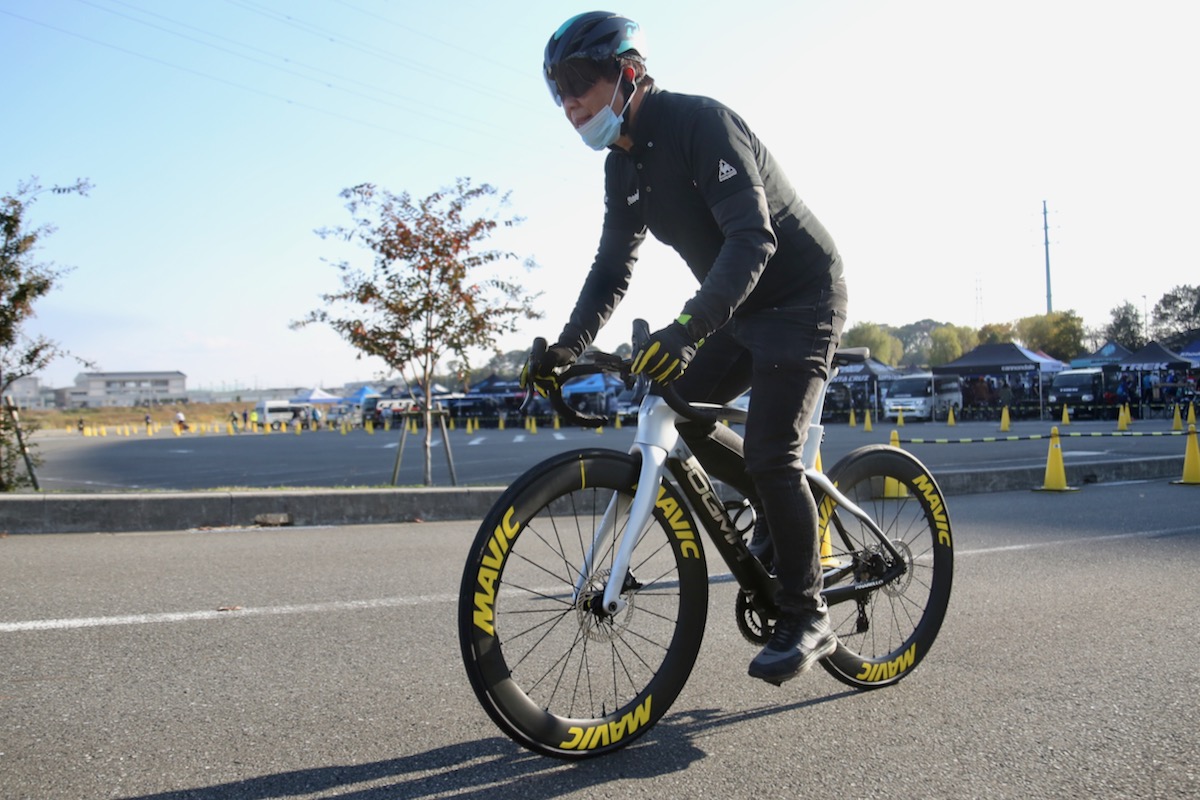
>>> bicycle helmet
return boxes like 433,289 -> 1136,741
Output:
543,11 -> 646,105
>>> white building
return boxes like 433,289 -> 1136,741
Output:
3,375 -> 55,409
64,371 -> 187,408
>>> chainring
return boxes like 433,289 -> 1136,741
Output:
735,591 -> 773,645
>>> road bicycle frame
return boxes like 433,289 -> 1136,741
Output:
578,371 -> 905,618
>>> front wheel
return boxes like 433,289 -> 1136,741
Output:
813,445 -> 954,689
459,449 -> 709,759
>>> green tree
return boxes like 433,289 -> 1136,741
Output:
1,177 -> 91,491
1150,285 -> 1200,340
296,179 -> 542,485
892,319 -> 944,367
929,324 -> 978,366
1015,311 -> 1085,361
840,321 -> 904,365
1103,301 -> 1146,350
977,322 -> 1015,345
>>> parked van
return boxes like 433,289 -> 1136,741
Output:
883,373 -> 963,421
1048,367 -> 1117,419
254,400 -> 312,430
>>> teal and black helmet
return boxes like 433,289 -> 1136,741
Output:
543,12 -> 646,105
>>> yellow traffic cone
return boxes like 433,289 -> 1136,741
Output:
1173,403 -> 1184,432
1188,402 -> 1196,426
863,409 -> 873,433
1117,405 -> 1129,432
1000,405 -> 1011,432
818,500 -> 835,567
530,416 -> 538,434
884,431 -> 907,498
1061,404 -> 1070,425
946,406 -> 956,427
814,450 -> 823,472
896,409 -> 905,427
849,408 -> 857,428
1035,426 -> 1078,492
615,414 -> 622,429
1172,423 -> 1200,486
553,415 -> 561,430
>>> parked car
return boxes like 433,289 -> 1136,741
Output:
883,374 -> 962,421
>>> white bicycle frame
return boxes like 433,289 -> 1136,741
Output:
573,367 -> 892,615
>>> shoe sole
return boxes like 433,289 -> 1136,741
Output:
748,634 -> 837,687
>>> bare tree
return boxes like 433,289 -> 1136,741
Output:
295,179 -> 541,485
1,177 -> 91,491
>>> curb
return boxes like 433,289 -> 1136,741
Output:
0,456 -> 1186,535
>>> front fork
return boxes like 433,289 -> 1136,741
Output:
575,395 -> 681,615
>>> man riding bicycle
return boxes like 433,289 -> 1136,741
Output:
524,11 -> 849,685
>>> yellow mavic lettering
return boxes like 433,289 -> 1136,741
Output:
913,475 -> 952,548
854,644 -> 917,682
655,486 -> 700,559
560,695 -> 653,750
472,507 -> 521,636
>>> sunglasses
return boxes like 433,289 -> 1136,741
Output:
546,59 -> 611,104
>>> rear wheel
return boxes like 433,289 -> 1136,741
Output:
813,445 -> 953,689
459,449 -> 708,758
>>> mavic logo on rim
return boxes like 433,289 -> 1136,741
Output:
718,159 -> 738,182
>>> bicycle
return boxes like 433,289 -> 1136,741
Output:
458,321 -> 954,759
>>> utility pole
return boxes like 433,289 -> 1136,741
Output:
1043,200 -> 1052,314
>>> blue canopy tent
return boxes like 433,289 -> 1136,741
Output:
1070,340 -> 1134,368
1178,338 -> 1200,367
343,386 -> 380,404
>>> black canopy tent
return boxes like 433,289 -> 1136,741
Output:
1117,341 -> 1191,372
828,357 -> 902,417
932,343 -> 1065,418
1117,342 -> 1192,412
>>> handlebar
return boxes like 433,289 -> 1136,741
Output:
521,320 -> 722,428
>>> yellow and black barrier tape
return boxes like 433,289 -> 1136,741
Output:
898,430 -> 1189,445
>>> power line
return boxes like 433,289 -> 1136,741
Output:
220,0 -> 538,110
330,0 -> 528,78
1,7 -> 480,158
69,0 -> 520,143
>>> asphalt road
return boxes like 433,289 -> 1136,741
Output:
3,480 -> 1197,799
29,416 -> 1194,491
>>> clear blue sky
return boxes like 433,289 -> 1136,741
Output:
4,0 -> 1197,390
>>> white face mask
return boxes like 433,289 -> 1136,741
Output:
577,78 -> 635,151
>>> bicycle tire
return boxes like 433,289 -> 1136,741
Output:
459,448 -> 709,759
813,444 -> 954,689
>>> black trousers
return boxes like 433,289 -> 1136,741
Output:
674,277 -> 848,616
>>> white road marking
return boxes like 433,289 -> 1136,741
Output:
0,593 -> 458,633
4,526 -> 1190,635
